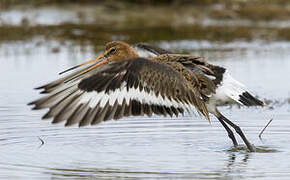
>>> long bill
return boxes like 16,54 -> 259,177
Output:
61,54 -> 109,83
59,54 -> 106,75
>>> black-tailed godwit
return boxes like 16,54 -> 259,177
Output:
29,41 -> 263,152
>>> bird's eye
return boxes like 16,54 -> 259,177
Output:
110,48 -> 116,54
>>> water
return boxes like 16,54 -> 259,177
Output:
0,39 -> 290,179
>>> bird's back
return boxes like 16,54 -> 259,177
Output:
136,43 -> 264,110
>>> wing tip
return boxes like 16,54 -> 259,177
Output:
27,101 -> 39,109
239,91 -> 264,106
135,43 -> 172,55
27,101 -> 34,106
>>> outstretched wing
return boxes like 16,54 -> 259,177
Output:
135,43 -> 172,56
135,43 -> 225,85
135,44 -> 264,107
29,58 -> 207,127
34,62 -> 111,94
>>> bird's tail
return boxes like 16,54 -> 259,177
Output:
238,91 -> 264,106
219,72 -> 264,107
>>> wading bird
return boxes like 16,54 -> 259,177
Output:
29,41 -> 263,152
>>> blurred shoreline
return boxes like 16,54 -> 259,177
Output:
1,1 -> 290,44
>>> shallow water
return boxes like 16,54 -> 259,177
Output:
0,40 -> 290,179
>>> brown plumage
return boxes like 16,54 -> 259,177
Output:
29,41 -> 264,152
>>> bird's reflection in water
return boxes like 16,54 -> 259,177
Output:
223,152 -> 250,178
228,152 -> 250,166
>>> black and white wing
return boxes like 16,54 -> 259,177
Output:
29,58 -> 207,127
135,44 -> 264,107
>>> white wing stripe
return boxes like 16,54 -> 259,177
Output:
77,83 -> 199,116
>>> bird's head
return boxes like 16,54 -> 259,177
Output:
104,41 -> 139,62
59,41 -> 139,75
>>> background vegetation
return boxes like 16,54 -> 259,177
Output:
1,0 -> 290,45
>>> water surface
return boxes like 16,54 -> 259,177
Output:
0,40 -> 290,179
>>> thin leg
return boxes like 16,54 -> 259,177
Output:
217,116 -> 238,147
218,112 -> 255,152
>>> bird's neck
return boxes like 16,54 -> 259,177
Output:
128,48 -> 139,59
